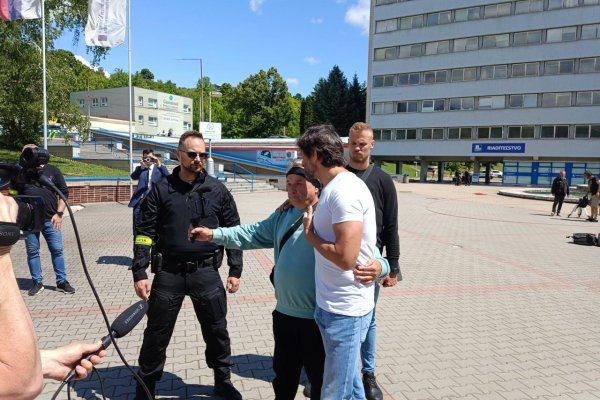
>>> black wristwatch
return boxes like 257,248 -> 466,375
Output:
56,211 -> 64,217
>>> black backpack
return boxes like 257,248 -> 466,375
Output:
569,233 -> 599,246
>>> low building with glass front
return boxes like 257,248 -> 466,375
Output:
367,0 -> 600,185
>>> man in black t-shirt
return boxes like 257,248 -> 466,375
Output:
585,170 -> 599,222
12,145 -> 74,296
347,122 -> 401,400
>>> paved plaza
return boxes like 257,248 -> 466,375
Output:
10,182 -> 600,399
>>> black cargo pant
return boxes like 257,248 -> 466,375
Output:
552,194 -> 566,214
272,310 -> 325,400
136,264 -> 231,396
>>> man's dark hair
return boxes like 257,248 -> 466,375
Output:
142,149 -> 153,156
296,124 -> 345,168
178,131 -> 204,148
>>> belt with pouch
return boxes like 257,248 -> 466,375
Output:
163,255 -> 218,273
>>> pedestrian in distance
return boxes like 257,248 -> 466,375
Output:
550,170 -> 570,217
11,144 -> 75,296
584,170 -> 599,222
131,131 -> 243,400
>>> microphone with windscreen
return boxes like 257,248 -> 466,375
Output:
62,300 -> 149,383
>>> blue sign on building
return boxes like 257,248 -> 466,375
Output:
472,143 -> 526,153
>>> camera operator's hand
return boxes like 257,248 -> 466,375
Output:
40,341 -> 106,381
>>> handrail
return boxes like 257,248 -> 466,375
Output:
227,162 -> 254,192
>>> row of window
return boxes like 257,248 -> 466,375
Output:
373,57 -> 600,88
79,98 -> 108,107
375,0 -> 599,33
137,115 -> 192,131
137,96 -> 191,113
372,125 -> 600,141
374,24 -> 600,61
375,0 -> 599,8
372,91 -> 600,115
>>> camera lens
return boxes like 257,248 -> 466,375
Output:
144,157 -> 152,163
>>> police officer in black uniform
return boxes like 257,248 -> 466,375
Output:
132,131 -> 243,400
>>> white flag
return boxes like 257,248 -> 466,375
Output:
85,0 -> 126,48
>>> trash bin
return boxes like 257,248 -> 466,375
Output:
402,174 -> 409,183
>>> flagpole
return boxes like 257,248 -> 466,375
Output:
128,0 -> 133,198
41,0 -> 48,150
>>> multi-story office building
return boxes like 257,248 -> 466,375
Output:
368,0 -> 600,185
70,87 -> 194,137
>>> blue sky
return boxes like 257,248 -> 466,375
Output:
55,0 -> 371,97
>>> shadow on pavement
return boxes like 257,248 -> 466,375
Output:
231,354 -> 273,382
97,255 -> 133,266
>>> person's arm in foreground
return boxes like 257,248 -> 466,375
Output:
303,204 -> 362,271
0,195 -> 42,400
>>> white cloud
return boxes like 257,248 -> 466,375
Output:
310,17 -> 323,24
345,0 -> 370,35
304,56 -> 320,65
250,0 -> 265,14
286,78 -> 299,86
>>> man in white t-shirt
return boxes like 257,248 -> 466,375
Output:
297,124 -> 377,399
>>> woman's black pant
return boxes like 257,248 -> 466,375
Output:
272,310 -> 325,400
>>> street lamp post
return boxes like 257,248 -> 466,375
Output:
176,58 -> 203,130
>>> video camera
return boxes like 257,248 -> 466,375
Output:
0,146 -> 50,232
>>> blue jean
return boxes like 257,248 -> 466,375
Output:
315,306 -> 373,400
24,220 -> 67,284
361,284 -> 381,374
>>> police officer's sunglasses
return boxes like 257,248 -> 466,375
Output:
178,149 -> 209,159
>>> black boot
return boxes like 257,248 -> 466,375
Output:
135,378 -> 156,400
214,367 -> 242,400
362,373 -> 383,400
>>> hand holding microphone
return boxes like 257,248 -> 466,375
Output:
61,300 -> 149,384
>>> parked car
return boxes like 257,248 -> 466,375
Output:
490,169 -> 503,178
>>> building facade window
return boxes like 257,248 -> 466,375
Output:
395,129 -> 417,140
583,0 -> 600,4
449,97 -> 475,111
546,26 -> 577,42
92,98 -> 99,107
400,15 -> 423,30
397,101 -> 419,113
513,30 -> 542,45
78,99 -> 85,108
483,3 -> 511,18
454,7 -> 480,22
508,125 -> 535,138
137,96 -> 143,106
398,72 -> 421,85
421,128 -> 444,140
477,127 -> 503,139
482,34 -> 510,48
426,11 -> 451,26
375,18 -> 398,33
545,59 -> 574,74
399,44 -> 422,58
579,57 -> 600,73
148,98 -> 158,108
100,97 -> 108,107
548,0 -> 579,9
373,75 -> 396,87
183,104 -> 191,113
425,40 -> 450,55
581,24 -> 600,40
422,99 -> 445,112
451,67 -> 476,82
423,70 -> 448,84
575,125 -> 600,138
372,102 -> 395,114
509,94 -> 538,108
541,92 -> 572,107
138,115 -> 144,125
478,96 -> 506,109
541,125 -> 569,138
448,127 -> 472,139
481,64 -> 508,79
453,37 -> 479,52
576,91 -> 600,106
148,117 -> 158,126
515,0 -> 543,14
512,62 -> 539,77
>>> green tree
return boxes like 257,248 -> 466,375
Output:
346,74 -> 366,127
299,95 -> 315,134
312,66 -> 350,136
0,0 -> 108,149
286,94 -> 302,137
228,67 -> 292,138
139,68 -> 154,81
